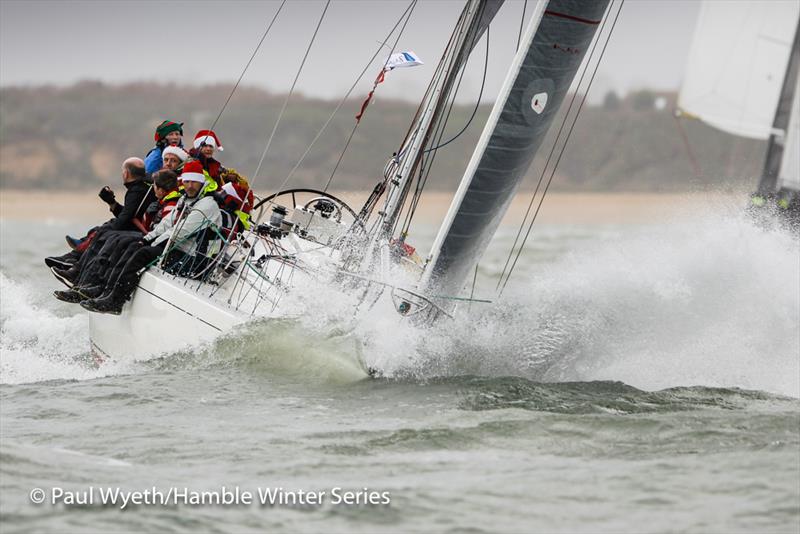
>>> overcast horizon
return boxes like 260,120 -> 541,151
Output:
0,0 -> 712,105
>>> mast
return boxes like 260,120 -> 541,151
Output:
776,75 -> 800,193
421,0 -> 610,300
757,19 -> 800,195
378,0 -> 504,237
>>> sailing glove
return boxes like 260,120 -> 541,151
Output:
99,187 -> 116,204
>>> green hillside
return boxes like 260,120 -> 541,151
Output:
0,82 -> 765,192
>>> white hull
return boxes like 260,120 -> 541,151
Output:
87,210 -> 366,362
89,269 -> 249,361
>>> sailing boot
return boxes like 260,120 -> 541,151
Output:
65,235 -> 87,251
53,284 -> 104,303
77,284 -> 105,299
44,250 -> 81,269
53,289 -> 85,303
50,266 -> 79,288
80,292 -> 124,315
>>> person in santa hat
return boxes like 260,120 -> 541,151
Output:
145,120 -> 184,175
189,129 -> 226,186
161,145 -> 189,174
81,160 -> 222,314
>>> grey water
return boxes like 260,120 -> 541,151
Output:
1,204 -> 799,533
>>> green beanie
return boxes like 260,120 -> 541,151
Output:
154,120 -> 184,143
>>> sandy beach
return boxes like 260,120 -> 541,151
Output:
0,190 -> 743,225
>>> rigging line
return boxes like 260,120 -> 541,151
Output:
515,0 -> 528,52
401,26 -> 484,236
400,43 -> 471,233
468,263 -> 478,311
394,2 -> 488,236
499,0 -> 625,297
207,0 -> 287,134
495,0 -> 615,292
422,25 -> 490,154
250,0 -> 331,184
275,0 -> 418,198
375,2 -> 473,228
382,3 -> 486,233
397,55 -> 464,236
321,0 -> 417,194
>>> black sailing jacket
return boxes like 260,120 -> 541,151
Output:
109,178 -> 155,231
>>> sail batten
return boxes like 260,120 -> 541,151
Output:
422,0 -> 610,299
677,0 -> 800,140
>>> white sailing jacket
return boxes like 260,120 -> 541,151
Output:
145,194 -> 222,255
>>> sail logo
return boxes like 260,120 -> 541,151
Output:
553,43 -> 581,55
531,92 -> 548,114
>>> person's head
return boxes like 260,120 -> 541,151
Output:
162,146 -> 189,171
193,129 -> 223,158
154,120 -> 184,147
180,160 -> 206,198
153,169 -> 178,200
121,157 -> 146,183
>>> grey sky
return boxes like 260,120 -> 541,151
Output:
1,0 -> 702,104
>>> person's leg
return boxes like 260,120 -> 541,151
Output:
82,243 -> 165,314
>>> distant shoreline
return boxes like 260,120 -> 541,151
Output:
0,190 -> 745,225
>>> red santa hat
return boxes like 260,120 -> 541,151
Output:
162,146 -> 189,162
180,160 -> 206,184
193,130 -> 224,151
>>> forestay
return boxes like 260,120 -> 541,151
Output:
422,0 -> 610,299
677,0 -> 800,140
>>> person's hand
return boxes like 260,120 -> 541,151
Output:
99,186 -> 116,204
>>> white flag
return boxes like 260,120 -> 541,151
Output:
384,51 -> 424,71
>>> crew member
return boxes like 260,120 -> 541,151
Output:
144,120 -> 183,175
81,161 -> 222,314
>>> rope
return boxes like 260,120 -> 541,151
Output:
206,0 -> 287,134
673,113 -> 701,177
400,25 -> 487,236
251,0 -> 331,183
321,0 -> 418,194
261,0 -> 418,204
496,0 -> 617,291
395,1 -> 489,236
515,0 -> 528,52
423,25 -> 489,154
498,0 -> 625,296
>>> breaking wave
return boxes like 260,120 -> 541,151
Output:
2,200 -> 797,398
0,272 -> 140,384
365,204 -> 799,398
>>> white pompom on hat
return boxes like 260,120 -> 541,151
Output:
162,146 -> 189,162
193,129 -> 224,151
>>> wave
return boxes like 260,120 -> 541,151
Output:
364,204 -> 800,398
3,200 -> 797,397
0,273 -> 137,384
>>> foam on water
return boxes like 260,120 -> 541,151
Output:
2,202 -> 797,397
0,273 -> 137,384
369,204 -> 799,397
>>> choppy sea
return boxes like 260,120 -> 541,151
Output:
1,199 -> 798,533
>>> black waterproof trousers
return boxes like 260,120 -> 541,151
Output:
108,242 -> 167,303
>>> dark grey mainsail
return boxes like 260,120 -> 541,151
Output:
422,0 -> 610,298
